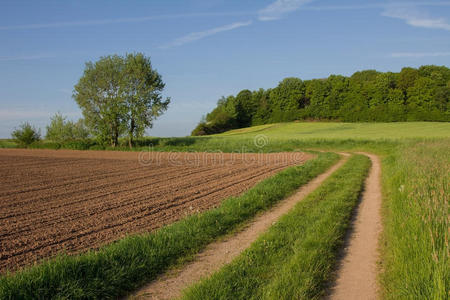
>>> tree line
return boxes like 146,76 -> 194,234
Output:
192,65 -> 450,135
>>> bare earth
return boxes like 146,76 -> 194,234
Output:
328,153 -> 382,300
0,149 -> 312,273
133,154 -> 348,299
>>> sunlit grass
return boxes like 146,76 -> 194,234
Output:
218,122 -> 450,140
381,140 -> 449,299
182,155 -> 371,299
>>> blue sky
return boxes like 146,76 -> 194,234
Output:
0,0 -> 449,137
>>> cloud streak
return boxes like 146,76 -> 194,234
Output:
160,20 -> 252,49
0,109 -> 79,120
0,54 -> 54,62
2,2 -> 450,31
258,0 -> 315,21
390,51 -> 450,58
382,4 -> 450,31
0,12 -> 253,31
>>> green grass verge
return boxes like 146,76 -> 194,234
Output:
182,154 -> 371,300
0,153 -> 339,299
0,139 -> 17,148
381,141 -> 449,299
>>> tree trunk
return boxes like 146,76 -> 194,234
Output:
128,119 -> 135,149
113,130 -> 119,148
111,123 -> 119,148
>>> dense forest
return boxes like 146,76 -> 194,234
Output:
192,65 -> 450,135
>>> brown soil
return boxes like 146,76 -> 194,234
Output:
328,153 -> 382,300
0,149 -> 312,273
132,154 -> 348,300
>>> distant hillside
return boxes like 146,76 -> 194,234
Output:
192,65 -> 450,136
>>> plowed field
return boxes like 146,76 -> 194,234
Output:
0,149 -> 311,273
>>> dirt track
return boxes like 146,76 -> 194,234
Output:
329,153 -> 382,300
133,154 -> 348,299
0,149 -> 311,273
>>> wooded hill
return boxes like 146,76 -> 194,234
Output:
192,65 -> 450,135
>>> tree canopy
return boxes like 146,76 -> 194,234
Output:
46,113 -> 90,142
192,65 -> 450,135
73,53 -> 170,147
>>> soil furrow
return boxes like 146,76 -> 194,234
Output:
0,149 -> 311,273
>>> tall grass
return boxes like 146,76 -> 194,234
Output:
0,153 -> 339,299
182,155 -> 371,299
381,140 -> 449,299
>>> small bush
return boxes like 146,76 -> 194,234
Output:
46,113 -> 90,142
11,123 -> 41,147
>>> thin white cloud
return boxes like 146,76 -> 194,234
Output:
258,0 -> 315,21
160,20 -> 252,49
0,12 -> 253,31
390,51 -> 450,58
0,54 -> 53,62
0,109 -> 79,120
2,2 -> 450,31
302,2 -> 450,11
382,4 -> 450,31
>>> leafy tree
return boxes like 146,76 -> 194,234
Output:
252,89 -> 272,125
11,122 -> 41,147
123,53 -> 170,148
398,67 -> 419,92
46,113 -> 90,142
73,53 -> 169,148
386,88 -> 406,121
305,79 -> 329,119
72,119 -> 91,140
406,77 -> 435,120
235,89 -> 256,127
46,113 -> 70,142
270,78 -> 305,121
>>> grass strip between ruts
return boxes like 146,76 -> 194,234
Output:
182,154 -> 371,300
0,152 -> 339,299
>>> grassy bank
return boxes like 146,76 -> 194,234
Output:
182,154 -> 370,299
381,141 -> 449,299
0,153 -> 339,299
218,122 -> 450,140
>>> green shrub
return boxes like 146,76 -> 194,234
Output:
46,113 -> 90,142
11,123 -> 41,147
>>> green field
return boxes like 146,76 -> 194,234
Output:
1,122 -> 448,299
217,122 -> 450,140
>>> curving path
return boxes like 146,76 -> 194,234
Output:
132,154 -> 349,299
328,152 -> 382,300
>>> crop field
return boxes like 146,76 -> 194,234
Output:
0,149 -> 312,273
